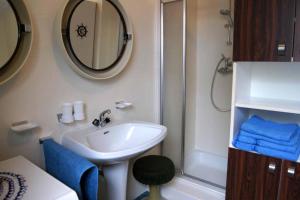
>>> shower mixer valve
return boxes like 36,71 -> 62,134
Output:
217,55 -> 233,74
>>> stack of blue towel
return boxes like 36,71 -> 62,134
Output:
233,115 -> 300,161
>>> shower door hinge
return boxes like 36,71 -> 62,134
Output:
175,168 -> 184,175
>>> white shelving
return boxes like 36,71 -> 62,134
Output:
229,62 -> 300,163
235,97 -> 300,115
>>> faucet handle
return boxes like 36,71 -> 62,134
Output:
105,109 -> 111,114
105,118 -> 111,124
92,119 -> 100,127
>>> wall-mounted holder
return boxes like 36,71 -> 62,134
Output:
115,101 -> 133,109
57,113 -> 74,124
57,113 -> 63,123
10,121 -> 38,133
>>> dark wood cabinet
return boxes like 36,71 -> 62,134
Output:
279,160 -> 300,200
226,148 -> 300,200
233,0 -> 296,61
293,0 -> 300,61
226,148 -> 281,200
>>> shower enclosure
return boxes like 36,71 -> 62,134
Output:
161,0 -> 233,188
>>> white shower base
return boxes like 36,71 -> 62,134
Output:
161,176 -> 225,200
184,150 -> 228,186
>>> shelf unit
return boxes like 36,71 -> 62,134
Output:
229,62 -> 300,163
235,97 -> 300,115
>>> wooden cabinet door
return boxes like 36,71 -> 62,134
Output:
278,161 -> 300,200
226,148 -> 282,200
293,0 -> 300,61
233,0 -> 295,61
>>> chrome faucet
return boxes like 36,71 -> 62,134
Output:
92,109 -> 111,127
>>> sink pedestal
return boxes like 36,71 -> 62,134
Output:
102,161 -> 129,200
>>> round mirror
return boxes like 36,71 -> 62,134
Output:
0,0 -> 33,85
0,0 -> 20,69
59,0 -> 133,80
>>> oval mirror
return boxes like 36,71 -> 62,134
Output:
0,0 -> 19,68
0,0 -> 33,85
59,0 -> 133,80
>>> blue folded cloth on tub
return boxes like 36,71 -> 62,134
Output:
256,145 -> 300,161
241,115 -> 298,141
43,139 -> 98,200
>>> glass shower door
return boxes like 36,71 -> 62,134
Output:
161,0 -> 184,170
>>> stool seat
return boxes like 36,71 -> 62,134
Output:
133,155 -> 175,186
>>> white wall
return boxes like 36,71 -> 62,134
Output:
0,0 -> 160,198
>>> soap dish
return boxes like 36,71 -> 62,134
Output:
10,121 -> 39,132
115,101 -> 133,109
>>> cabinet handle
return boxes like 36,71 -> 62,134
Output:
287,167 -> 296,177
277,43 -> 286,56
268,163 -> 276,172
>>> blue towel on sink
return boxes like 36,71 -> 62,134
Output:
43,139 -> 98,200
241,115 -> 298,141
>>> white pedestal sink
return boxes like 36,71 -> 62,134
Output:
57,122 -> 167,200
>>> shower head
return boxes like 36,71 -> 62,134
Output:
220,9 -> 231,16
220,9 -> 234,28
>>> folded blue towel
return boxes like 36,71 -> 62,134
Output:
241,115 -> 298,141
237,134 -> 257,144
256,145 -> 300,161
232,134 -> 256,151
238,130 -> 300,153
257,140 -> 299,153
43,139 -> 98,200
233,141 -> 256,152
240,130 -> 300,146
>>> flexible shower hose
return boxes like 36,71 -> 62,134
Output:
210,56 -> 231,112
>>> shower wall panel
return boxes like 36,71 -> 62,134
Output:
184,0 -> 233,187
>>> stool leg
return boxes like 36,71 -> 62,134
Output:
149,185 -> 160,200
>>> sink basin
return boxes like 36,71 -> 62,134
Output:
58,122 -> 167,200
61,122 -> 167,164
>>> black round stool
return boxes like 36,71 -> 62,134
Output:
133,155 -> 175,200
